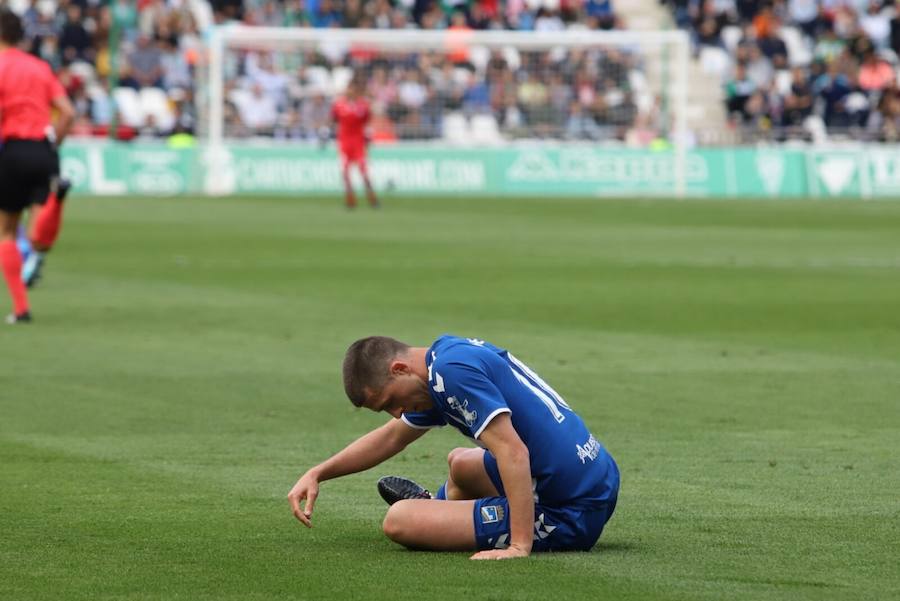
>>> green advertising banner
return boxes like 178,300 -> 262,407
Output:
59,142 -> 900,199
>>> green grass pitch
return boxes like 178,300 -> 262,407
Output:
2,194 -> 899,601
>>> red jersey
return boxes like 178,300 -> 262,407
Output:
0,48 -> 65,140
331,96 -> 370,150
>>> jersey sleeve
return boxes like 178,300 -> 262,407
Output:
401,407 -> 445,429
45,63 -> 66,100
441,360 -> 511,439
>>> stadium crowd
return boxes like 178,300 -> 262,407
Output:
6,0 -> 659,144
665,0 -> 900,140
10,0 -> 900,142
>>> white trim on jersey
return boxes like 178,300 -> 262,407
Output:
472,407 -> 512,439
400,414 -> 444,430
507,353 -> 572,411
509,368 -> 566,423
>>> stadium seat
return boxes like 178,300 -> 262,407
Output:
452,67 -> 473,87
139,87 -> 176,131
803,115 -> 828,143
332,66 -> 354,94
780,26 -> 813,67
468,45 -> 490,73
635,92 -> 655,114
628,70 -> 648,93
470,114 -> 503,145
775,70 -> 792,96
442,112 -> 472,145
305,66 -> 332,94
699,46 -> 732,80
721,26 -> 743,53
112,87 -> 144,128
502,46 -> 522,71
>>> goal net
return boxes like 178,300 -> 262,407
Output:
205,26 -> 690,195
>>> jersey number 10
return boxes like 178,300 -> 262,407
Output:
507,353 -> 572,423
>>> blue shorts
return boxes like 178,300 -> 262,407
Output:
473,451 -> 618,552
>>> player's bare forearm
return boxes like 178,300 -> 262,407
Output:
474,415 -> 534,559
494,443 -> 533,553
310,419 -> 424,482
288,419 -> 425,527
309,419 -> 424,482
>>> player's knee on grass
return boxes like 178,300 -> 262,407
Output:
382,500 -> 416,547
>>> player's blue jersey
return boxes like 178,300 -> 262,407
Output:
402,335 -> 618,509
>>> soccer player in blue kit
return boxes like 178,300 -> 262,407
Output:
287,335 -> 619,560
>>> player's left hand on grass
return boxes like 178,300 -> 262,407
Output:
470,545 -> 531,561
287,471 -> 319,528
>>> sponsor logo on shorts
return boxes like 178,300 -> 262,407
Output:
480,505 -> 505,524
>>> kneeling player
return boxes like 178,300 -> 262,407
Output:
287,335 -> 619,559
331,78 -> 379,209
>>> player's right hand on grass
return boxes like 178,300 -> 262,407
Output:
287,471 -> 319,528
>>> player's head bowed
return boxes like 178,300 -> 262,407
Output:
342,336 -> 412,408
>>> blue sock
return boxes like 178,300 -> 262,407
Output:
16,225 -> 31,261
434,482 -> 448,500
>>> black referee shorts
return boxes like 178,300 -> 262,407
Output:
0,139 -> 60,214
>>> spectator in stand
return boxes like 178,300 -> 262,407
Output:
239,84 -> 279,134
534,8 -> 565,31
756,23 -> 788,63
858,49 -> 895,92
160,37 -> 192,92
58,4 -> 92,65
813,59 -> 854,127
781,67 -> 814,126
696,16 -> 726,50
788,0 -> 821,38
246,52 -> 290,111
815,23 -> 847,62
585,0 -> 617,30
869,83 -> 900,140
461,70 -> 491,114
565,99 -> 602,139
398,69 -> 428,114
312,0 -> 343,27
725,62 -> 757,117
859,0 -> 890,50
127,33 -> 164,89
746,44 -> 775,89
370,102 -> 397,143
258,0 -> 286,27
299,90 -> 331,141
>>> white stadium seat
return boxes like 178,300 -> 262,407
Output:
331,66 -> 354,94
139,87 -> 175,131
721,26 -> 743,53
112,87 -> 143,128
699,46 -> 732,81
442,112 -> 472,145
470,113 -> 503,145
780,26 -> 813,67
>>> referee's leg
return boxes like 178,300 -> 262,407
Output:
0,208 -> 31,320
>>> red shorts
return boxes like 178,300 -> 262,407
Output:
339,144 -> 367,169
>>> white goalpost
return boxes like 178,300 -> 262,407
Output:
205,26 -> 691,197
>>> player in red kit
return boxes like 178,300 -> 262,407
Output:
331,78 -> 379,209
0,9 -> 74,323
